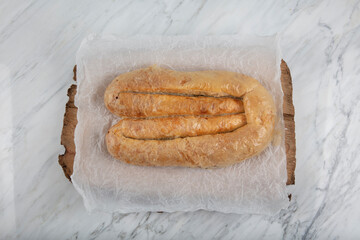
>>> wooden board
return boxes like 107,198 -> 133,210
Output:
59,62 -> 296,185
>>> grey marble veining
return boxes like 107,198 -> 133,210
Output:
0,0 -> 359,239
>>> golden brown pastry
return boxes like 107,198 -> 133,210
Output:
105,92 -> 244,118
110,114 -> 247,140
105,66 -> 276,168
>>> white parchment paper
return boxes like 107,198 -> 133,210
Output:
72,34 -> 288,215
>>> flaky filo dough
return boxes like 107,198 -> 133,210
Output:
105,66 -> 276,168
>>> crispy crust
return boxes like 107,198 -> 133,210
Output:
111,114 -> 247,140
105,92 -> 244,118
104,66 -> 276,168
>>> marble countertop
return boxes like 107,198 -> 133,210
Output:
1,0 -> 359,239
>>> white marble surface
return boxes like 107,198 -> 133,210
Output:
1,0 -> 359,239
